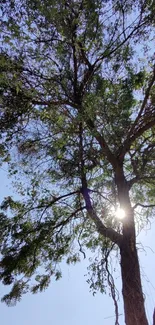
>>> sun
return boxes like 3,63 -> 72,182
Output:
115,207 -> 126,220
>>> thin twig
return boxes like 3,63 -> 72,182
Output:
104,248 -> 120,325
133,203 -> 155,209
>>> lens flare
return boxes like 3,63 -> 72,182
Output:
115,207 -> 125,220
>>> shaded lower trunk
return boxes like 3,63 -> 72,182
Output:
120,241 -> 148,325
153,308 -> 155,325
115,170 -> 148,324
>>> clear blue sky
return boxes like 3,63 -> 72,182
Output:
0,169 -> 154,325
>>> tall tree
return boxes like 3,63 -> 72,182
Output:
0,1 -> 155,324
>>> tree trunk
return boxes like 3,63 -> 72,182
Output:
153,308 -> 155,325
120,240 -> 148,325
115,168 -> 148,325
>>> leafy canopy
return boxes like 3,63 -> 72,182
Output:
0,0 -> 155,306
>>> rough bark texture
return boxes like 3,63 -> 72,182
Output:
120,241 -> 148,325
116,170 -> 148,325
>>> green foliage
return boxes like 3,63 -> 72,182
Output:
0,53 -> 33,133
0,0 -> 155,307
1,280 -> 29,306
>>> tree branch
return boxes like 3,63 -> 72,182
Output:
53,206 -> 86,232
85,118 -> 118,168
133,203 -> 155,209
128,175 -> 155,188
78,123 -> 121,246
104,248 -> 119,325
128,65 -> 155,137
118,66 -> 155,158
81,187 -> 122,246
88,188 -> 115,206
94,15 -> 147,67
32,99 -> 72,107
39,190 -> 80,207
120,117 -> 155,159
19,190 -> 80,215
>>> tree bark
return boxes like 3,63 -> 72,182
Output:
153,308 -> 155,325
115,168 -> 148,325
120,239 -> 148,325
